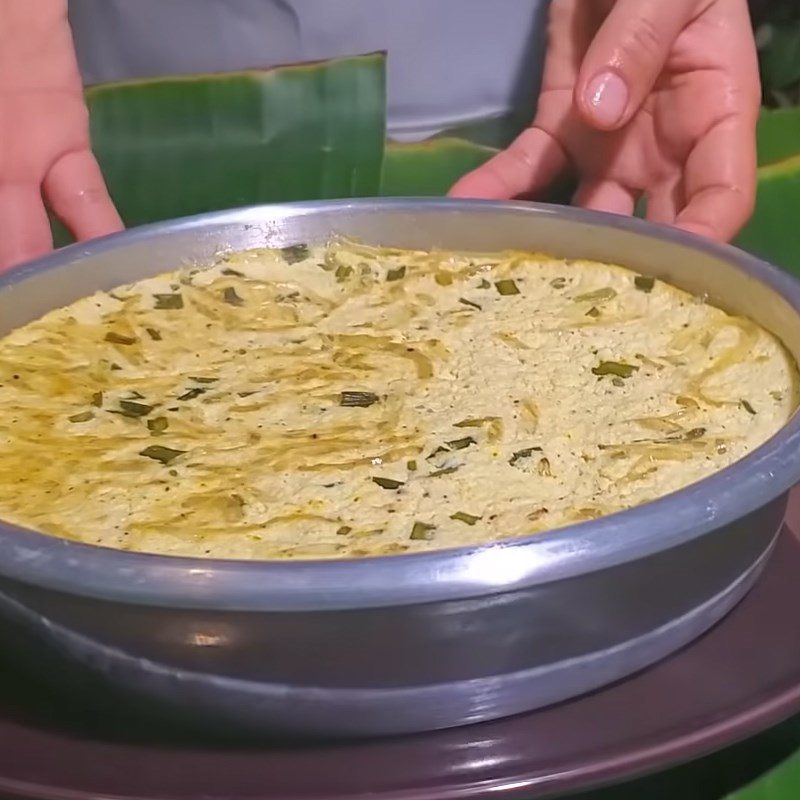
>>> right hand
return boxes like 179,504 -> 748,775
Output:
0,0 -> 121,271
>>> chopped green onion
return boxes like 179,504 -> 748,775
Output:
585,306 -> 601,318
147,416 -> 169,435
592,361 -> 639,379
145,327 -> 162,341
340,391 -> 380,407
429,466 -> 459,477
685,427 -> 707,440
336,525 -> 352,536
495,279 -> 520,296
446,436 -> 476,450
372,477 -> 404,490
90,391 -> 103,408
450,511 -> 481,526
634,276 -> 656,293
386,266 -> 406,281
509,446 -> 541,466
407,460 -> 418,471
459,297 -> 482,311
222,287 -> 245,306
68,411 -> 94,423
281,244 -> 310,264
335,264 -> 353,282
153,293 -> 184,310
139,445 -> 186,465
178,387 -> 206,401
576,287 -> 617,303
410,521 -> 436,540
116,400 -> 154,418
550,277 -> 567,289
104,332 -> 137,346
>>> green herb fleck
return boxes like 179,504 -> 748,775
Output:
90,392 -> 103,408
509,447 -> 542,466
104,332 -> 137,346
495,279 -> 520,296
446,436 -> 477,450
740,399 -> 757,415
147,416 -> 169,435
335,264 -> 353,282
68,411 -> 94,423
372,476 -> 404,490
222,287 -> 244,306
586,306 -> 601,318
612,377 -> 625,387
340,391 -> 379,408
576,287 -> 617,303
116,400 -> 154,418
407,460 -> 418,471
459,297 -> 482,311
281,244 -> 310,264
139,445 -> 186,465
450,511 -> 481,526
478,278 -> 491,289
178,387 -> 206,401
386,266 -> 406,282
189,377 -> 218,384
435,272 -> 454,286
550,277 -> 567,289
145,327 -> 162,341
592,361 -> 639,379
153,293 -> 184,310
634,276 -> 656,293
336,525 -> 352,536
429,466 -> 460,477
410,521 -> 436,540
685,427 -> 707,440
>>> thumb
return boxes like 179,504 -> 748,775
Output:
575,0 -> 699,130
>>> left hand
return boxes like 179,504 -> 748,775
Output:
450,0 -> 761,242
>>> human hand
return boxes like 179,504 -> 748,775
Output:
450,0 -> 761,242
0,0 -> 121,271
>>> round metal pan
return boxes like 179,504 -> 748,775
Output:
0,508 -> 799,800
0,199 -> 798,737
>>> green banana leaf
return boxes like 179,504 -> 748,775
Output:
735,155 -> 800,274
724,749 -> 800,799
380,138 -> 496,196
757,107 -> 800,165
53,53 -> 386,246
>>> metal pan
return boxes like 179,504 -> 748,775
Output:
0,199 -> 798,737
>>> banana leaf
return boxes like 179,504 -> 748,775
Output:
52,53 -> 386,246
757,108 -> 800,165
724,749 -> 800,799
735,155 -> 800,274
380,138 -> 496,196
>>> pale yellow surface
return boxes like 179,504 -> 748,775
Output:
0,239 -> 794,559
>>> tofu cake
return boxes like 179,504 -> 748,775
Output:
0,239 -> 794,559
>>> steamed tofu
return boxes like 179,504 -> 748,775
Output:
0,238 -> 794,559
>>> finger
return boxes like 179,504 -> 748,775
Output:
573,179 -> 638,217
646,178 -> 684,227
0,183 -> 53,271
449,127 -> 569,200
676,115 -> 757,242
576,0 -> 699,130
43,149 -> 123,241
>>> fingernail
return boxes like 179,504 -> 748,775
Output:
585,71 -> 629,128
